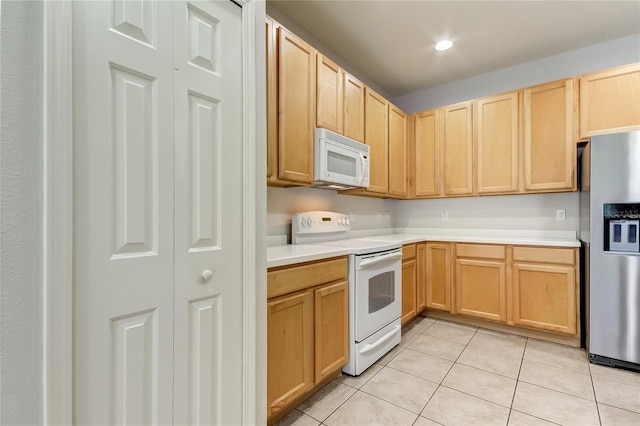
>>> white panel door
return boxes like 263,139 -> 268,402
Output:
73,1 -> 175,424
73,1 -> 244,424
172,1 -> 243,425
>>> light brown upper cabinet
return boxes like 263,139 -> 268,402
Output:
274,25 -> 316,185
266,16 -> 278,182
364,88 -> 389,194
444,102 -> 474,196
522,79 -> 576,192
579,62 -> 640,139
316,54 -> 343,134
364,87 -> 389,194
474,92 -> 519,194
414,109 -> 443,197
388,104 -> 408,197
343,73 -> 366,142
340,87 -> 390,197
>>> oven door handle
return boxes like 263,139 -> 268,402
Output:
359,251 -> 402,269
359,324 -> 401,355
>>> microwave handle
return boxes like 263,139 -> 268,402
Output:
359,153 -> 366,184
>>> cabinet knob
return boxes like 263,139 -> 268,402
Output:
201,269 -> 213,282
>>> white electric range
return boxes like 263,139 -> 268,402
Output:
292,211 -> 402,376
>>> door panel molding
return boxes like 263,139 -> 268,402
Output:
44,1 -> 260,425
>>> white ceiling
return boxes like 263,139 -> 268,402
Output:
267,0 -> 640,97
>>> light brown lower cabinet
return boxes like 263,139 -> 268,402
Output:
454,244 -> 507,322
401,244 -> 417,326
314,280 -> 349,381
425,242 -> 452,312
267,290 -> 314,418
267,257 -> 348,423
416,242 -> 427,312
511,247 -> 577,335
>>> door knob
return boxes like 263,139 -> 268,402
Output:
201,269 -> 213,282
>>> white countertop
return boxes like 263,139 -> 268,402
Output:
267,228 -> 580,268
359,230 -> 581,248
267,244 -> 352,268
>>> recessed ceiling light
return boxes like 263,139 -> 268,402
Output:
435,40 -> 453,51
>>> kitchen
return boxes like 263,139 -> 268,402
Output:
1,1 -> 639,425
266,1 -> 640,425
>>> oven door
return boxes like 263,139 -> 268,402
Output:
354,249 -> 402,342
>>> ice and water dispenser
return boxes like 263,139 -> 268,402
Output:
603,203 -> 640,253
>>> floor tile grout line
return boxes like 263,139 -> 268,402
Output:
516,376 -> 598,403
355,385 -> 429,418
437,383 -> 514,410
589,362 -> 603,426
416,326 -> 482,419
509,408 -> 564,426
597,401 -> 640,416
507,337 -> 529,425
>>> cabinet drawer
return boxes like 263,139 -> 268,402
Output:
512,247 -> 575,265
403,244 -> 416,260
268,257 -> 348,299
456,243 -> 506,260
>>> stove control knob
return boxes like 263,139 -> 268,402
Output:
345,218 -> 350,226
305,216 -> 312,227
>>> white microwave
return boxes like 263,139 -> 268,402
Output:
314,128 -> 370,190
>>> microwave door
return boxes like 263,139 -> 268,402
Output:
320,141 -> 362,186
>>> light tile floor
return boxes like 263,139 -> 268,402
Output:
275,316 -> 640,426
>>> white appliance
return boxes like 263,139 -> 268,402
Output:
292,211 -> 401,376
314,128 -> 370,190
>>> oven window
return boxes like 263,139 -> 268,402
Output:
369,271 -> 395,314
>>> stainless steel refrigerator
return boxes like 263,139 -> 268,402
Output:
580,131 -> 640,371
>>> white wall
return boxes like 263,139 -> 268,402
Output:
395,33 -> 640,113
267,187 -> 395,240
394,192 -> 579,233
0,1 -> 44,424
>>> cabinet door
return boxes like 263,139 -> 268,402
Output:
579,63 -> 640,138
278,27 -> 315,184
512,263 -> 576,335
388,104 -> 408,197
444,102 -> 474,196
343,73 -> 365,142
426,243 -> 452,312
474,93 -> 519,194
365,88 -> 389,194
523,79 -> 576,192
455,259 -> 506,322
314,280 -> 349,382
266,16 -> 278,180
267,290 -> 314,418
414,109 -> 443,197
317,54 -> 343,133
401,258 -> 417,325
416,242 -> 427,313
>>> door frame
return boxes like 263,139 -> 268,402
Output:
42,1 -> 260,424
